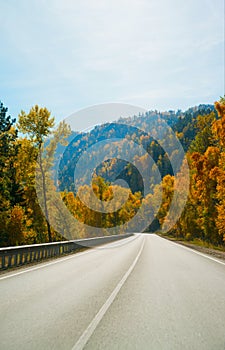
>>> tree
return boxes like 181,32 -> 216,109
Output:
37,120 -> 71,240
187,147 -> 220,243
7,206 -> 25,246
211,97 -> 225,242
15,138 -> 47,243
213,97 -> 225,147
18,105 -> 55,242
0,101 -> 21,208
0,101 -> 24,246
189,112 -> 216,154
151,175 -> 174,229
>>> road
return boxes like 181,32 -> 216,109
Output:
1,234 -> 225,350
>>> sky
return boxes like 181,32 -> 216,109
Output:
0,0 -> 224,124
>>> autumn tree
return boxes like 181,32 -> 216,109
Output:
15,137 -> 48,243
211,97 -> 225,242
18,106 -> 55,242
172,100 -> 224,245
37,120 -> 71,240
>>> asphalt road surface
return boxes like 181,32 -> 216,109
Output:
1,234 -> 225,350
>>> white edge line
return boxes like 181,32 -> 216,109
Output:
0,249 -> 93,281
164,236 -> 225,266
71,235 -> 145,350
0,235 -> 138,281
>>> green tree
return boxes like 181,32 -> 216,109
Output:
0,101 -> 21,208
0,102 -> 23,246
189,112 -> 216,154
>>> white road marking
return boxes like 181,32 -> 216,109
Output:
71,235 -> 145,350
0,249 -> 93,281
165,236 -> 225,266
0,235 -> 138,281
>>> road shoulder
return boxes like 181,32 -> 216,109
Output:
157,233 -> 225,262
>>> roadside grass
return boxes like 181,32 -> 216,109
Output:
155,232 -> 225,252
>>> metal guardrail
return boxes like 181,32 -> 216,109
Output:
0,233 -> 133,270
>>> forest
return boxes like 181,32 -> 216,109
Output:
0,98 -> 225,248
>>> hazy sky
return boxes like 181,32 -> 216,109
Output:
0,0 -> 224,123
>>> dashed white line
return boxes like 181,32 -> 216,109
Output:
71,235 -> 145,350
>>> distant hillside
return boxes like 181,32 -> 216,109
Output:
57,104 -> 215,193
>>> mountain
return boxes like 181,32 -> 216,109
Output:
57,104 -> 215,193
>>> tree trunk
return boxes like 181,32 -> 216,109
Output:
39,149 -> 52,242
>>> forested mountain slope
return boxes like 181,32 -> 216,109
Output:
1,99 -> 225,247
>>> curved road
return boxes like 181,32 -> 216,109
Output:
1,234 -> 225,349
